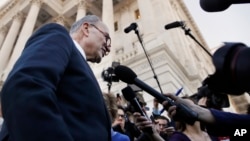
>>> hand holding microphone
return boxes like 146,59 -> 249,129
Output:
122,86 -> 153,134
122,86 -> 148,119
115,65 -> 198,125
162,93 -> 215,124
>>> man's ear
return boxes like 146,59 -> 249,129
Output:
81,23 -> 89,36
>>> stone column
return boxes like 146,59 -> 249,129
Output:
137,0 -> 155,35
76,0 -> 87,21
102,0 -> 114,60
0,26 -> 8,48
102,0 -> 114,35
120,7 -> 133,54
0,13 -> 23,75
6,0 -> 42,73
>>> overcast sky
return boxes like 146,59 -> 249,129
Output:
183,0 -> 250,49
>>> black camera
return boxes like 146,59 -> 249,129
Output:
101,62 -> 120,83
195,84 -> 230,109
205,42 -> 250,95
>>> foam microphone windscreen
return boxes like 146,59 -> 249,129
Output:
200,0 -> 231,12
114,65 -> 137,84
200,0 -> 250,12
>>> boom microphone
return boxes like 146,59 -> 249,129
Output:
124,23 -> 138,33
200,0 -> 250,12
114,65 -> 198,125
165,21 -> 184,30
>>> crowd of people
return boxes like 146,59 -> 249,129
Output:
104,91 -> 176,141
0,3 -> 249,140
103,86 -> 250,141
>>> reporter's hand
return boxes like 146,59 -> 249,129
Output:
112,120 -> 124,128
163,126 -> 175,136
133,112 -> 153,131
162,93 -> 215,124
133,112 -> 165,141
162,93 -> 192,119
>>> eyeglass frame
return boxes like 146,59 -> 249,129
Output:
117,114 -> 125,118
89,24 -> 111,48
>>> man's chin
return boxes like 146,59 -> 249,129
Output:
96,58 -> 101,63
88,57 -> 101,63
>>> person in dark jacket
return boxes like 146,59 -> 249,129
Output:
0,15 -> 111,141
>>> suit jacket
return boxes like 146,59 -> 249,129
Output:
0,23 -> 111,141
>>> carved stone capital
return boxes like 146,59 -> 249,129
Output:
120,6 -> 129,13
78,0 -> 88,9
12,12 -> 24,22
30,0 -> 43,7
0,0 -> 18,19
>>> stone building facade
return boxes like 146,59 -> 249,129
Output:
0,0 -> 249,114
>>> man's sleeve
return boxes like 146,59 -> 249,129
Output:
206,109 -> 250,137
1,24 -> 74,141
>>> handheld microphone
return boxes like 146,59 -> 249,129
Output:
200,0 -> 250,12
122,86 -> 153,134
165,21 -> 184,30
124,23 -> 138,33
122,86 -> 148,118
114,65 -> 198,125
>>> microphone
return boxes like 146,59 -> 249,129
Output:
122,86 -> 148,118
124,23 -> 138,33
165,21 -> 184,30
115,65 -> 172,104
114,65 -> 198,125
200,0 -> 250,12
122,86 -> 153,134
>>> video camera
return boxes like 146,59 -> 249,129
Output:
101,61 -> 120,83
194,84 -> 230,109
204,42 -> 250,95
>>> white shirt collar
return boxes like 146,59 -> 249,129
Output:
73,40 -> 86,60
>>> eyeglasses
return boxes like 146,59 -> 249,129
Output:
117,114 -> 125,118
90,24 -> 111,48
